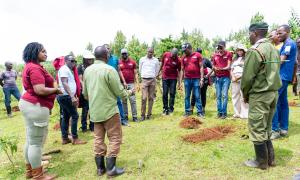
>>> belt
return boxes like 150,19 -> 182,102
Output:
142,77 -> 155,80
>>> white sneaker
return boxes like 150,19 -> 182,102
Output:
280,130 -> 288,136
270,131 -> 281,140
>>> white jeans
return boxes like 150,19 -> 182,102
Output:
231,82 -> 249,119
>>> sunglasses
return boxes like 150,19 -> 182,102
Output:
70,60 -> 77,63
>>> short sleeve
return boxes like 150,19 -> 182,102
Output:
29,67 -> 46,85
59,66 -> 69,78
0,72 -> 4,80
281,44 -> 292,56
133,60 -> 137,69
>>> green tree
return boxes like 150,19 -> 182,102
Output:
127,35 -> 147,63
155,35 -> 182,58
85,42 -> 93,52
250,12 -> 265,24
187,29 -> 212,57
111,30 -> 127,57
288,8 -> 300,40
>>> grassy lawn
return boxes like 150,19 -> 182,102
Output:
0,84 -> 300,180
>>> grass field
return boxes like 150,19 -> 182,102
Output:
0,82 -> 300,180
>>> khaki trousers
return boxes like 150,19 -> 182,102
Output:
94,114 -> 122,157
232,82 -> 249,118
141,78 -> 156,117
248,91 -> 278,144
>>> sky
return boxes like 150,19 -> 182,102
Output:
0,0 -> 299,64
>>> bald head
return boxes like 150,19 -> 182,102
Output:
4,61 -> 13,70
171,48 -> 178,58
147,47 -> 154,59
94,46 -> 109,61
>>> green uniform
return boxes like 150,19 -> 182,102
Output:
83,60 -> 130,123
241,38 -> 282,144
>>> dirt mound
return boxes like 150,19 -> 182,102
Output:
53,122 -> 60,130
2,106 -> 20,112
289,101 -> 298,107
12,106 -> 20,112
182,125 -> 235,143
179,117 -> 202,129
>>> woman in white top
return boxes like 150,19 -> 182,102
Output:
231,44 -> 249,119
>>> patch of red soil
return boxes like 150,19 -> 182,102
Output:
179,117 -> 202,129
53,123 -> 60,130
182,125 -> 235,143
12,106 -> 20,112
289,101 -> 297,107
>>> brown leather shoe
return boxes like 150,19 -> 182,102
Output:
62,138 -> 72,145
72,138 -> 87,145
25,164 -> 33,179
32,166 -> 56,180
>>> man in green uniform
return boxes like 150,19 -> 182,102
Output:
241,22 -> 282,170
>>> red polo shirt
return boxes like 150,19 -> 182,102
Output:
22,62 -> 56,109
119,58 -> 136,84
212,51 -> 232,77
182,52 -> 202,79
161,52 -> 181,80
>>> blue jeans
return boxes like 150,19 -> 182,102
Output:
117,97 -> 126,124
215,77 -> 231,116
3,86 -> 21,107
184,78 -> 203,115
57,95 -> 79,139
272,80 -> 289,131
3,86 -> 20,114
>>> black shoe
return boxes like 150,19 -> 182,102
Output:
266,140 -> 275,167
95,156 -> 106,176
106,157 -> 124,177
163,109 -> 169,115
216,113 -> 222,119
121,122 -> 130,127
146,115 -> 151,120
184,112 -> 191,117
244,143 -> 268,170
132,117 -> 139,122
140,116 -> 145,121
221,115 -> 227,119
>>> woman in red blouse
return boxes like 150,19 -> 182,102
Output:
19,42 -> 61,179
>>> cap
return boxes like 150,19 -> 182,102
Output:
249,22 -> 269,32
217,41 -> 226,47
182,43 -> 192,51
121,48 -> 128,54
83,51 -> 95,59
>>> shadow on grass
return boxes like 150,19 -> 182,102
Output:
275,147 -> 293,166
287,121 -> 300,137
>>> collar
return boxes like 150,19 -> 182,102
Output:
254,38 -> 268,46
94,60 -> 106,64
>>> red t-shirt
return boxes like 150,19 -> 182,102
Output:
181,52 -> 202,79
212,51 -> 232,77
22,62 -> 56,109
161,52 -> 181,80
119,58 -> 136,84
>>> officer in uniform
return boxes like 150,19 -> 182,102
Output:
241,22 -> 282,170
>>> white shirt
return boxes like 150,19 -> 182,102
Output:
231,57 -> 244,79
139,56 -> 160,78
58,65 -> 77,96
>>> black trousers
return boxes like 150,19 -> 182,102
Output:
162,79 -> 177,112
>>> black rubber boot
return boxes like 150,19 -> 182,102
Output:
244,143 -> 268,170
95,156 -> 106,176
106,157 -> 124,177
266,140 -> 275,166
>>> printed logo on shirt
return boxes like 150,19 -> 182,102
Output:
128,63 -> 133,66
184,58 -> 187,62
165,58 -> 168,61
284,46 -> 291,53
192,56 -> 197,59
172,62 -> 177,65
